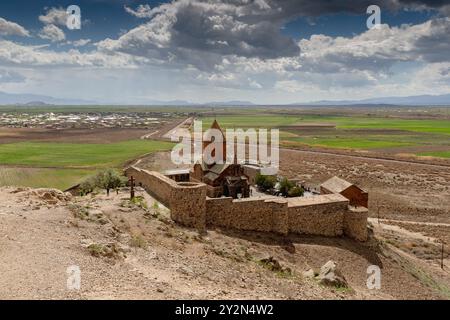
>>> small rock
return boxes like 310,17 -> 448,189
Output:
247,248 -> 270,261
41,192 -> 54,200
89,209 -> 104,216
302,269 -> 315,278
177,266 -> 194,276
316,260 -> 348,288
282,241 -> 296,254
10,187 -> 27,194
80,239 -> 94,247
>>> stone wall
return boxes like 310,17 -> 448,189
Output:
125,167 -> 206,230
125,166 -> 368,241
344,207 -> 368,241
205,194 -> 360,238
287,195 -> 349,237
125,166 -> 173,207
205,196 -> 288,234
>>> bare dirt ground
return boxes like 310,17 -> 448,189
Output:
280,142 -> 450,167
0,127 -> 153,144
279,149 -> 450,225
1,186 -> 449,300
278,148 -> 450,278
137,149 -> 450,293
138,149 -> 450,225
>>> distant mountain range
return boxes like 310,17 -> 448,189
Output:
0,91 -> 96,105
297,93 -> 450,106
0,91 -> 449,106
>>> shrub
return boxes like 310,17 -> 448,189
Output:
79,177 -> 96,196
130,196 -> 148,209
288,186 -> 304,197
129,234 -> 148,249
68,203 -> 89,219
279,177 -> 295,197
87,243 -> 104,257
255,174 -> 276,191
255,174 -> 266,187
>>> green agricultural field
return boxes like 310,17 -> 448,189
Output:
202,114 -> 450,134
417,151 -> 450,158
200,114 -> 450,155
201,115 -> 302,128
0,140 -> 173,168
318,117 -> 450,135
284,137 -> 416,149
0,167 -> 95,190
0,139 -> 173,190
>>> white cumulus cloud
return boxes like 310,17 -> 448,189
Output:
39,7 -> 68,26
0,17 -> 30,37
39,24 -> 66,42
125,4 -> 154,18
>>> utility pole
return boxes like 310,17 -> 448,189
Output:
129,176 -> 135,200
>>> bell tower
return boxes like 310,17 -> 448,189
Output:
202,119 -> 227,164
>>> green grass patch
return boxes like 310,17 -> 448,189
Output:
0,140 -> 173,168
331,117 -> 450,135
284,137 -> 415,149
417,151 -> 450,158
201,114 -> 450,135
200,114 -> 450,153
0,167 -> 95,190
201,115 -> 302,129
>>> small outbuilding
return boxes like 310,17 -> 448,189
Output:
320,176 -> 368,208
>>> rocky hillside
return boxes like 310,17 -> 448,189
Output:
0,186 -> 448,299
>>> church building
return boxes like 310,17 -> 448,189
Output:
190,120 -> 250,199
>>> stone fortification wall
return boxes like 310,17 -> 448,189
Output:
287,194 -> 349,237
205,194 -> 365,239
343,207 -> 369,241
205,196 -> 289,234
125,167 -> 367,240
125,167 -> 206,230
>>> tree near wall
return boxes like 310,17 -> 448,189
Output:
78,169 -> 127,196
95,169 -> 126,196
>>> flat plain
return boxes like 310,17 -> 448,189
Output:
200,111 -> 450,157
0,109 -> 180,189
0,104 -> 449,299
0,105 -> 449,190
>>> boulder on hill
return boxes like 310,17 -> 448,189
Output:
317,260 -> 348,288
24,188 -> 72,204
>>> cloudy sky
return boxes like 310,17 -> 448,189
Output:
0,0 -> 449,104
